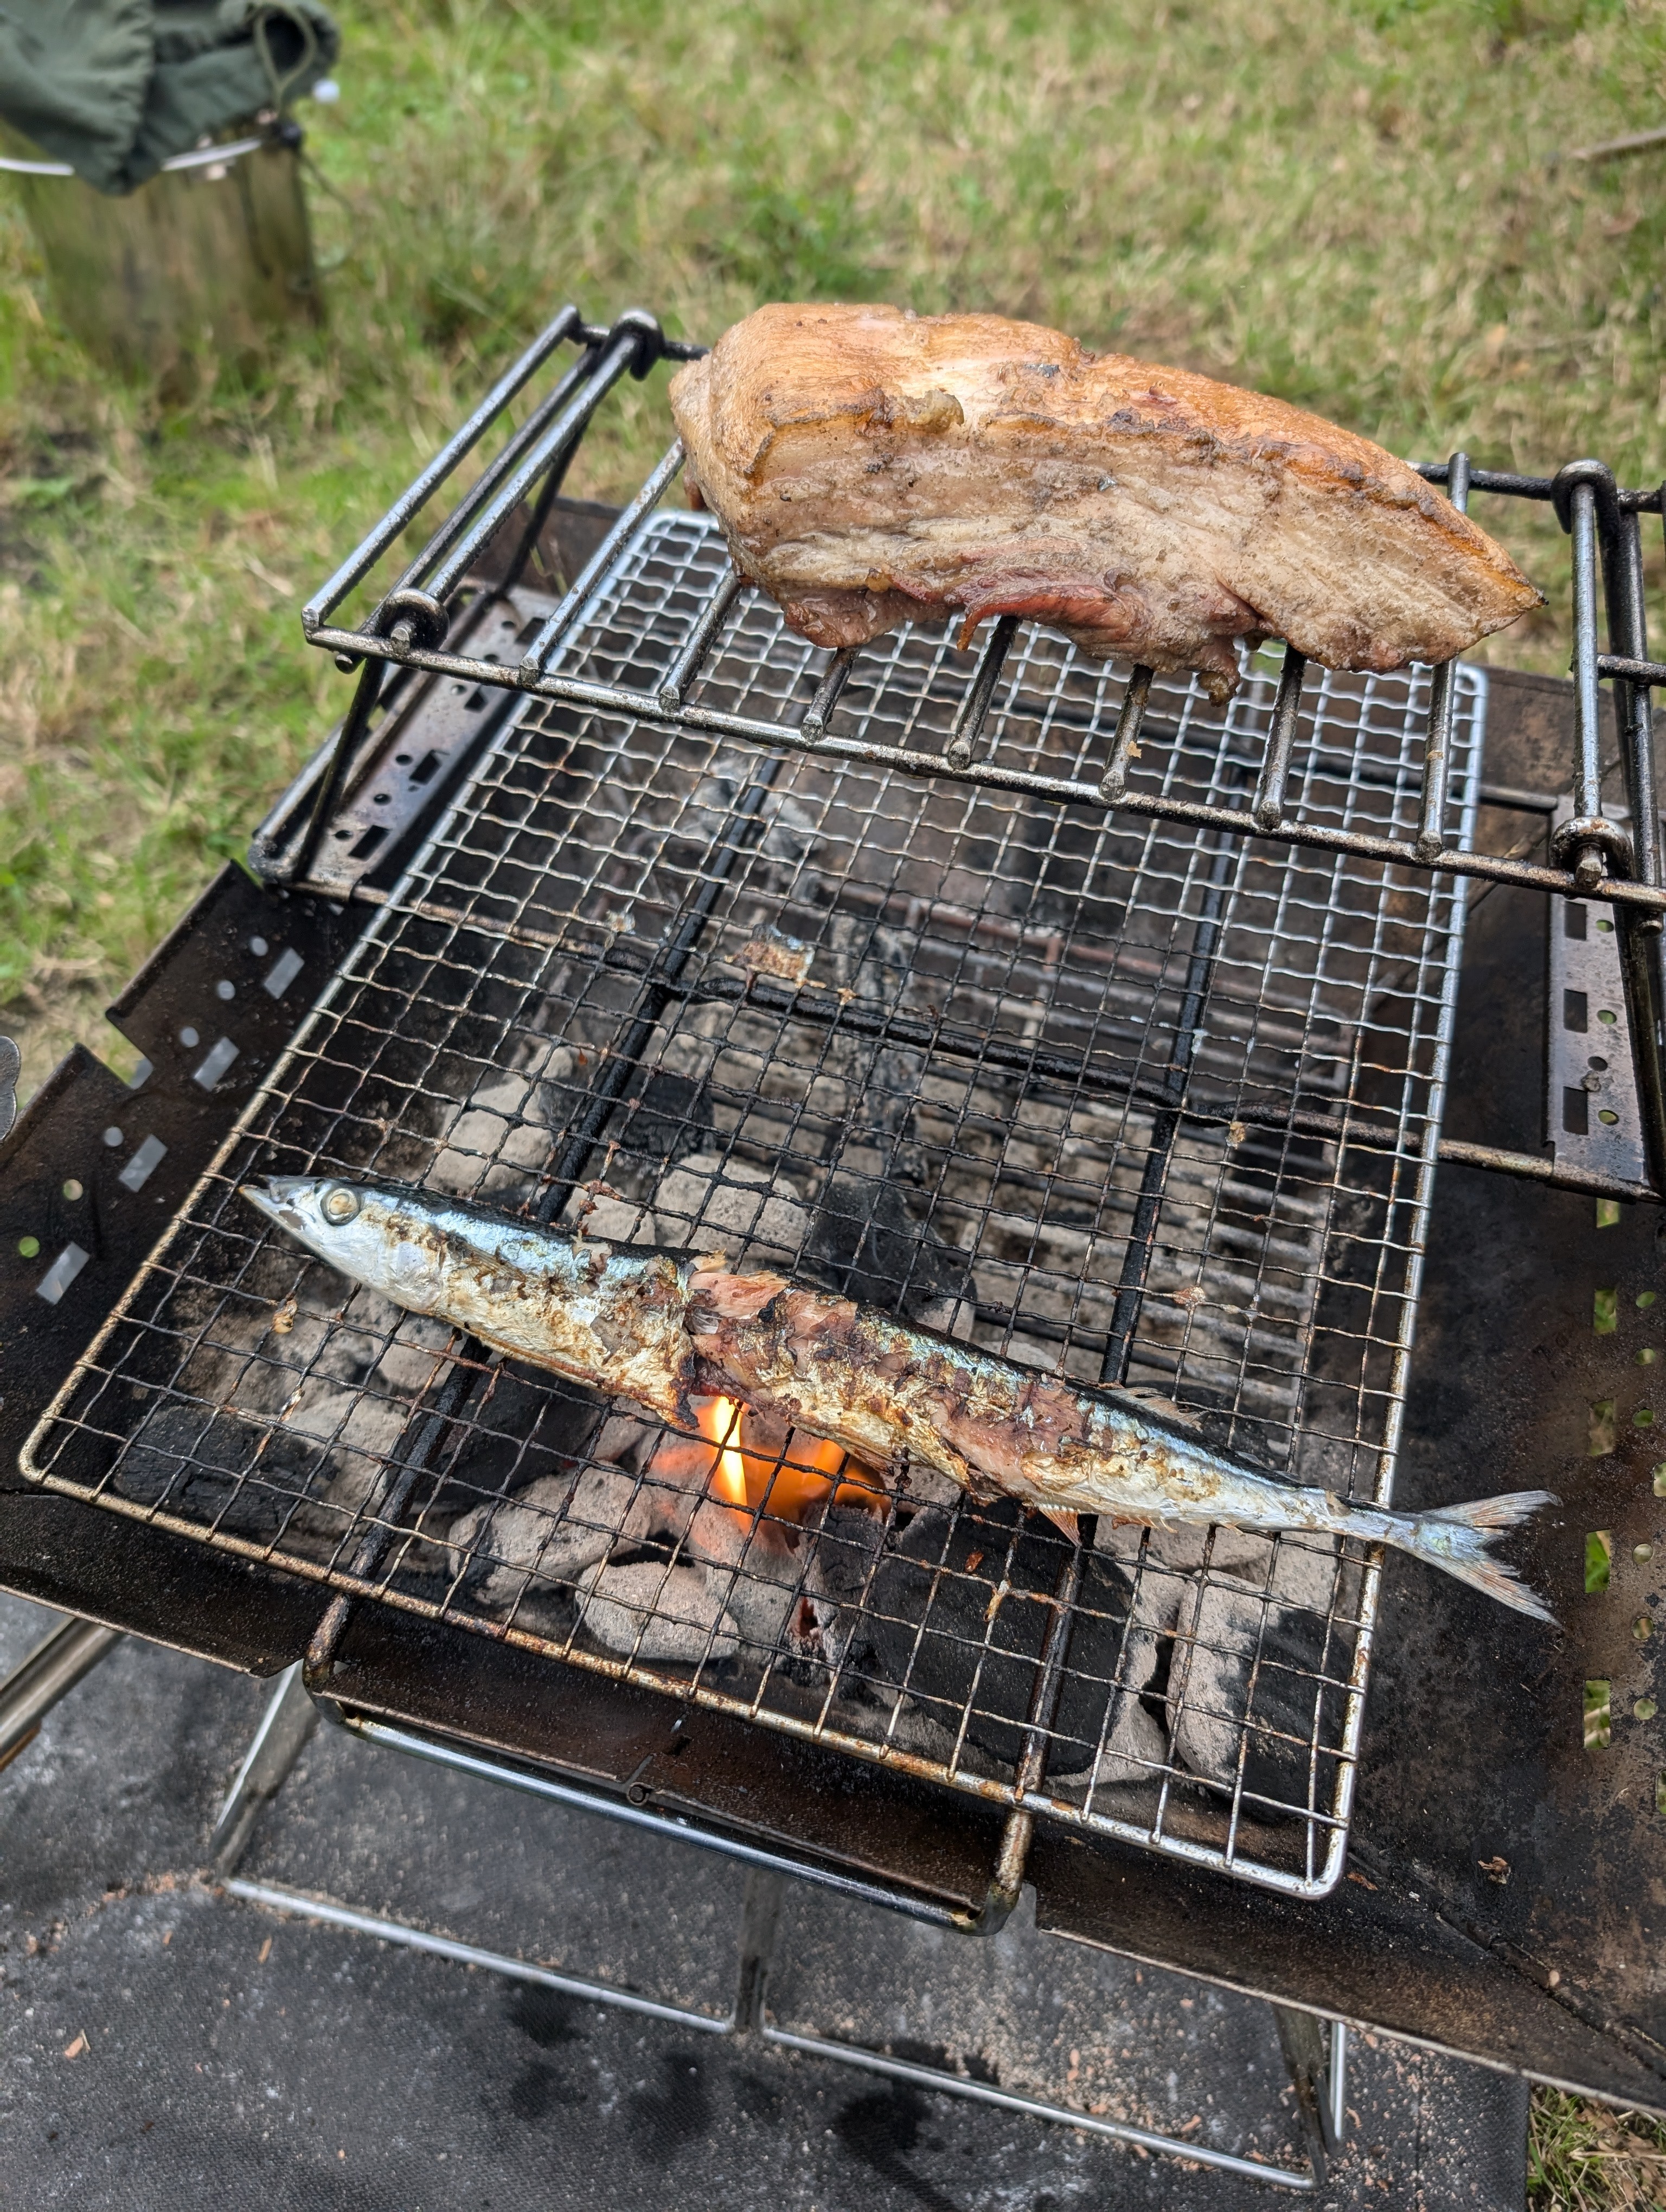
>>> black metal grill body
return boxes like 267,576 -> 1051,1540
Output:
2,311 -> 1664,2106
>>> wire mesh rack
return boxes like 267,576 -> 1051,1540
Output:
22,499 -> 1485,1897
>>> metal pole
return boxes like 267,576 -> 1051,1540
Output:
0,1617 -> 123,1772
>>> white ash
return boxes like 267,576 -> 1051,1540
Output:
444,1464 -> 646,1623
576,1558 -> 739,1666
1164,1570 -> 1342,1809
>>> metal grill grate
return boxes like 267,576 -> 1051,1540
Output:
21,510 -> 1481,1897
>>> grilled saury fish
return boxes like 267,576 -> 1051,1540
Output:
243,1176 -> 1557,1621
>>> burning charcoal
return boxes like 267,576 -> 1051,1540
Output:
577,1557 -> 739,1664
614,1070 -> 713,1169
1098,1518 -> 1285,1596
1165,1574 -> 1341,1815
803,1174 -> 969,1319
652,1150 -> 811,1264
694,1528 -> 810,1658
445,1463 -> 648,1617
1060,1561 -> 1183,1790
802,1498 -> 892,1668
850,1499 -> 1151,1774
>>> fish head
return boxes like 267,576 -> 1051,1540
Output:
240,1175 -> 446,1311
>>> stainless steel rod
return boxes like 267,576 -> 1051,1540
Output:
659,569 -> 746,708
1570,483 -> 1603,822
1415,453 -> 1471,863
1098,665 -> 1154,801
945,614 -> 1019,768
0,1617 -> 123,1770
424,335 -> 642,613
761,2025 -> 1316,2190
517,440 -> 687,683
1253,647 -> 1308,831
340,1715 -> 969,1926
226,1879 -> 733,2033
302,305 -> 581,634
800,646 -> 857,737
382,351 -> 595,607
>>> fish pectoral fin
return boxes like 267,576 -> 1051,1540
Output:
1036,1506 -> 1081,1544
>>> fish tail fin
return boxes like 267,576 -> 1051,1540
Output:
1399,1491 -> 1559,1623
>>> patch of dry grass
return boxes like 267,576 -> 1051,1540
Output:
1530,2086 -> 1666,2210
4,0 -> 1666,1101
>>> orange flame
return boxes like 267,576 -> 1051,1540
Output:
693,1396 -> 884,1523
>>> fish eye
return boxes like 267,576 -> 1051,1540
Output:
321,1185 -> 361,1225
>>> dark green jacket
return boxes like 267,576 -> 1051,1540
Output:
0,1 -> 338,194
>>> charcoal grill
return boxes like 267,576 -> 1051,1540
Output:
4,307 -> 1666,2131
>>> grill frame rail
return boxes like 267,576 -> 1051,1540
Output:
288,305 -> 1666,1202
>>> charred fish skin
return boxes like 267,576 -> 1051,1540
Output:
242,1178 -> 1557,1621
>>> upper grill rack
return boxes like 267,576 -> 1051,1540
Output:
285,305 -> 1666,1201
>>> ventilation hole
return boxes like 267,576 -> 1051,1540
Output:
1655,1464 -> 1666,1497
1636,1614 -> 1654,1642
248,935 -> 268,956
1600,1109 -> 1620,1126
1586,1530 -> 1612,1593
1590,1399 -> 1617,1456
216,979 -> 235,1001
1595,1288 -> 1618,1334
102,1127 -> 123,1148
332,828 -> 351,840
1599,1008 -> 1619,1026
1637,1407 -> 1656,1428
177,1027 -> 198,1049
1598,918 -> 1615,934
348,825 -> 388,861
17,1236 -> 39,1259
463,687 -> 488,711
1564,989 -> 1589,1033
407,749 -> 443,787
1599,1199 -> 1623,1229
371,792 -> 391,806
61,1180 -> 82,1203
1585,1680 -> 1612,1750
393,753 -> 412,766
1566,903 -> 1588,941
1658,1774 -> 1666,1815
1564,1087 -> 1591,1137
1637,1696 -> 1658,1720
1641,1292 -> 1658,1309
1641,1348 -> 1659,1365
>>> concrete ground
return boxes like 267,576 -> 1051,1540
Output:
0,1592 -> 1528,2210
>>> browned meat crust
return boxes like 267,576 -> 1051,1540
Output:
669,304 -> 1542,702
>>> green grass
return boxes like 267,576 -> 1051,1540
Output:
5,0 -> 1666,1104
1530,2087 -> 1666,2210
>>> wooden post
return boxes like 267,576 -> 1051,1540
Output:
2,126 -> 321,379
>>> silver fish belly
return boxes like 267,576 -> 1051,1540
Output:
241,1175 -> 1558,1621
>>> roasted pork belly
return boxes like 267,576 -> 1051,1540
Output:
668,304 -> 1541,702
